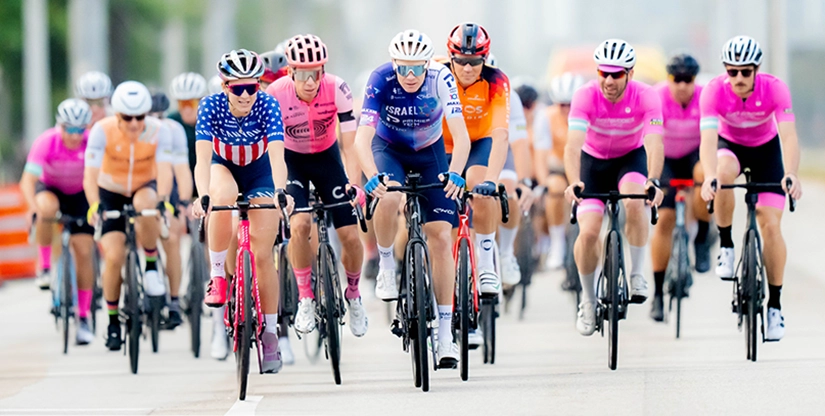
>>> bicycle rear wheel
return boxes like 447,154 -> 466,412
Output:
60,250 -> 72,354
413,244 -> 429,392
237,251 -> 253,400
149,296 -> 162,353
456,238 -> 471,381
91,246 -> 102,333
126,250 -> 141,374
188,241 -> 207,358
744,230 -> 759,362
606,231 -> 620,371
482,298 -> 496,365
320,244 -> 342,385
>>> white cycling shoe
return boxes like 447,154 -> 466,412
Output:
143,270 -> 166,297
629,274 -> 649,304
375,269 -> 398,301
279,336 -> 295,365
500,256 -> 522,286
294,298 -> 317,334
347,297 -> 368,337
478,270 -> 502,295
437,340 -> 459,369
765,307 -> 785,341
576,301 -> 597,336
716,247 -> 736,280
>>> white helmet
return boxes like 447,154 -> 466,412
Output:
207,75 -> 223,95
110,81 -> 152,116
56,98 -> 92,127
593,39 -> 636,69
485,53 -> 497,67
217,49 -> 264,80
721,36 -> 763,66
170,72 -> 207,100
75,71 -> 113,100
388,30 -> 434,61
549,73 -> 585,104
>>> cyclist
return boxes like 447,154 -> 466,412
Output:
83,81 -> 175,351
266,34 -> 368,338
21,99 -> 96,345
149,92 -> 194,329
192,49 -> 290,373
442,22 -> 510,296
699,36 -> 802,341
75,71 -> 113,126
564,39 -> 664,336
207,75 -> 223,95
649,53 -> 710,322
355,29 -> 469,368
534,73 -> 585,270
260,50 -> 288,90
168,72 -> 208,175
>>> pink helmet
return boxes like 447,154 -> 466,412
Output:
285,34 -> 328,68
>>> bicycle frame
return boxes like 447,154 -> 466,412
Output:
453,203 -> 479,317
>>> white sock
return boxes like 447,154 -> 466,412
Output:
498,226 -> 517,258
549,225 -> 566,247
629,245 -> 646,277
536,235 -> 551,256
213,305 -> 226,332
265,314 -> 279,334
209,250 -> 228,278
475,232 -> 496,271
377,244 -> 395,271
579,271 -> 596,303
437,305 -> 453,345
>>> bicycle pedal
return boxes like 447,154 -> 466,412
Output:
719,275 -> 736,282
390,319 -> 403,338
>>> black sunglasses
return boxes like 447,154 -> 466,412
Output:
726,68 -> 754,78
452,56 -> 485,67
671,74 -> 695,84
120,114 -> 146,122
225,82 -> 260,96
598,69 -> 627,79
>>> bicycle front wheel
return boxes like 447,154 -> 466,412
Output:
237,251 -> 252,400
60,250 -> 72,354
457,238 -> 471,381
320,244 -> 342,385
413,243 -> 430,392
188,240 -> 207,358
674,230 -> 690,339
744,230 -> 759,362
126,250 -> 141,374
606,231 -> 620,371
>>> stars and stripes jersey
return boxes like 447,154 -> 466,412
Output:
195,91 -> 284,166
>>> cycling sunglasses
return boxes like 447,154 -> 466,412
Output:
395,64 -> 427,77
225,82 -> 260,96
293,68 -> 324,82
452,56 -> 485,67
669,74 -> 695,84
63,125 -> 86,135
598,69 -> 627,79
85,98 -> 106,107
119,114 -> 146,122
177,99 -> 199,109
726,68 -> 754,78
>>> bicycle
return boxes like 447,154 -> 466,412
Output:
365,173 -> 443,392
507,187 -> 536,321
664,179 -> 697,339
452,185 -> 509,380
97,205 -> 167,374
707,172 -> 795,362
185,217 -> 209,358
287,186 -> 367,385
570,186 -> 657,370
199,193 -> 288,401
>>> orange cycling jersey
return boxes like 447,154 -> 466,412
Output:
85,116 -> 173,196
442,63 -> 510,153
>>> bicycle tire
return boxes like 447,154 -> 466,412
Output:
320,244 -> 342,385
745,230 -> 759,362
188,241 -> 207,358
237,251 -> 252,400
91,247 -> 102,333
482,299 -> 497,365
675,230 -> 689,340
278,243 -> 298,320
457,238 -> 470,381
126,250 -> 141,375
606,231 -> 620,371
413,243 -> 429,392
402,258 -> 421,388
150,296 -> 162,353
61,249 -> 72,354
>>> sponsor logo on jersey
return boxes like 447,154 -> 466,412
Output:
650,118 -> 663,126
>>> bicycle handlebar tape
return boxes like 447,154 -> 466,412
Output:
276,191 -> 291,240
647,185 -> 659,225
785,177 -> 796,213
707,179 -> 717,214
198,195 -> 210,243
570,201 -> 579,225
498,183 -> 510,224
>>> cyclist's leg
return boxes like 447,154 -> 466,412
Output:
576,150 -> 613,308
617,147 -> 650,300
497,146 -> 520,282
371,137 -> 405,299
651,157 -> 678,302
546,167 -> 568,268
98,188 -> 129,347
714,138 -> 742,246
691,159 -> 712,231
63,189 -> 96,319
161,181 -> 184,320
284,149 -> 314,302
133,183 -> 165,297
33,185 -> 59,279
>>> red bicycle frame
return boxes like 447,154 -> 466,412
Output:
452,203 -> 479,316
670,179 -> 695,203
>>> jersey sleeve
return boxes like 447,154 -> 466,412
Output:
334,76 -> 357,133
195,96 -> 214,141
490,71 -> 510,132
437,67 -> 463,120
84,123 -> 106,168
532,108 -> 552,150
567,87 -> 591,132
771,78 -> 795,123
155,123 -> 174,163
264,95 -> 285,142
359,70 -> 384,128
24,130 -> 52,177
508,92 -> 528,143
699,79 -> 721,131
641,86 -> 664,136
166,119 -> 190,165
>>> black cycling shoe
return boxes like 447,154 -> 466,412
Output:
650,295 -> 664,322
106,324 -> 122,351
162,310 -> 183,330
694,240 -> 711,273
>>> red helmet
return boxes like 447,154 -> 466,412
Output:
447,22 -> 491,56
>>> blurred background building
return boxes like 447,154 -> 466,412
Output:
0,0 -> 822,182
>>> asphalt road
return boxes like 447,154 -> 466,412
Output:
2,182 -> 824,416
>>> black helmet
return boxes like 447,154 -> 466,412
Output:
515,84 -> 539,110
666,54 -> 700,77
151,92 -> 170,113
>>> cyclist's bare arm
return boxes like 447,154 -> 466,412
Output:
174,163 -> 193,201
83,166 -> 101,207
445,116 -> 470,176
267,141 -> 288,190
564,129 -> 586,187
778,121 -> 802,199
699,128 -> 719,200
643,133 -> 664,180
354,125 -> 378,178
339,129 -> 361,183
484,127 -> 509,182
19,172 -> 38,214
511,138 -> 533,182
193,141 -> 213,199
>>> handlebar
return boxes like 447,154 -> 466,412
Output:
364,173 -> 446,220
457,184 -> 510,224
197,192 -> 291,243
292,187 -> 368,233
570,185 -> 658,225
706,178 -> 796,214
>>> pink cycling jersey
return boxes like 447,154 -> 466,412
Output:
265,73 -> 357,154
24,127 -> 88,195
654,82 -> 703,159
568,80 -> 663,159
699,72 -> 794,147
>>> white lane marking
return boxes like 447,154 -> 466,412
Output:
225,395 -> 263,416
0,409 -> 152,415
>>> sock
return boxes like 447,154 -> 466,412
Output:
475,232 -> 496,271
78,289 -> 92,319
498,226 -> 517,258
629,245 -> 646,277
169,296 -> 180,313
719,226 -> 734,248
695,220 -> 709,244
378,244 -> 395,271
294,266 -> 314,300
107,300 -> 119,326
265,314 -> 279,334
535,235 -> 551,257
437,305 -> 453,345
345,270 -> 361,300
768,284 -> 782,310
579,271 -> 596,303
39,245 -> 52,271
144,247 -> 158,272
549,225 -> 566,246
209,250 -> 228,278
654,271 -> 666,296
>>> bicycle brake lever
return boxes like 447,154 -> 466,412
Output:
498,183 -> 510,224
707,179 -> 717,214
570,201 -> 579,225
